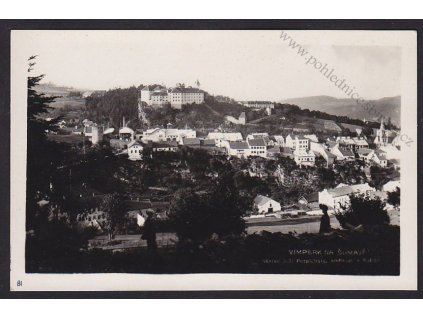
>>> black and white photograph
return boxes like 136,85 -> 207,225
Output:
7,27 -> 418,292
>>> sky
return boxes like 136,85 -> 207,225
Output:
16,30 -> 401,101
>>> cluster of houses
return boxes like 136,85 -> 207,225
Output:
102,116 -> 401,173
252,179 -> 400,217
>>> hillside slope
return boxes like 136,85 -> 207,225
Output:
280,95 -> 401,127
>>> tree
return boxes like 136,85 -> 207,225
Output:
335,194 -> 390,229
387,187 -> 400,209
169,173 -> 246,243
26,57 -> 61,231
101,193 -> 128,240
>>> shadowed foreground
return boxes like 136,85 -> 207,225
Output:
26,225 -> 399,275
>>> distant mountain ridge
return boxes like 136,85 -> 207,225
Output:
279,95 -> 401,127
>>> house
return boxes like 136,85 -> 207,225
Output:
140,85 -> 167,106
151,91 -> 169,107
206,132 -> 243,148
331,145 -> 355,161
298,192 -> 320,213
371,150 -> 388,167
273,135 -> 285,146
253,195 -> 281,214
142,128 -> 196,144
285,134 -> 309,151
357,148 -> 374,163
322,150 -> 336,166
336,136 -> 369,153
246,133 -> 273,146
119,126 -> 135,142
358,149 -> 387,167
243,101 -> 274,110
298,192 -> 319,206
294,149 -> 315,167
382,180 -> 400,192
181,137 -> 201,147
310,141 -> 336,166
227,141 -> 250,158
152,141 -> 178,152
127,140 -> 143,161
247,138 -> 267,158
352,137 -> 369,151
168,85 -> 205,109
318,183 -> 375,211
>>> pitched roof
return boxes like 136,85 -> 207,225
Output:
248,138 -> 266,147
151,92 -> 168,96
254,195 -> 276,206
245,101 -> 273,105
152,141 -> 178,148
281,147 -> 293,154
119,127 -> 134,134
357,148 -> 373,155
171,87 -> 204,94
128,140 -> 142,148
207,132 -> 243,140
327,186 -> 353,197
327,141 -> 338,149
229,141 -> 250,150
305,192 -> 319,203
103,127 -> 115,135
182,138 -> 201,146
267,147 -> 281,153
324,150 -> 336,158
202,139 -> 216,146
338,148 -> 355,157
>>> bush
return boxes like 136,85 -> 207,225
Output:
335,194 -> 390,229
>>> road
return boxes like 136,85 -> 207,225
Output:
246,215 -> 341,234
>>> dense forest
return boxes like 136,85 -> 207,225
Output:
85,86 -> 140,128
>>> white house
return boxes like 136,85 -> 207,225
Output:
285,134 -> 309,151
318,183 -> 375,211
247,138 -> 267,158
168,85 -> 205,109
140,85 -> 167,106
206,132 -> 243,148
294,149 -> 315,167
152,141 -> 178,152
127,140 -> 143,161
151,91 -> 169,107
227,141 -> 250,158
243,101 -> 274,110
370,150 -> 388,167
253,195 -> 281,214
331,144 -> 355,161
142,128 -> 196,144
